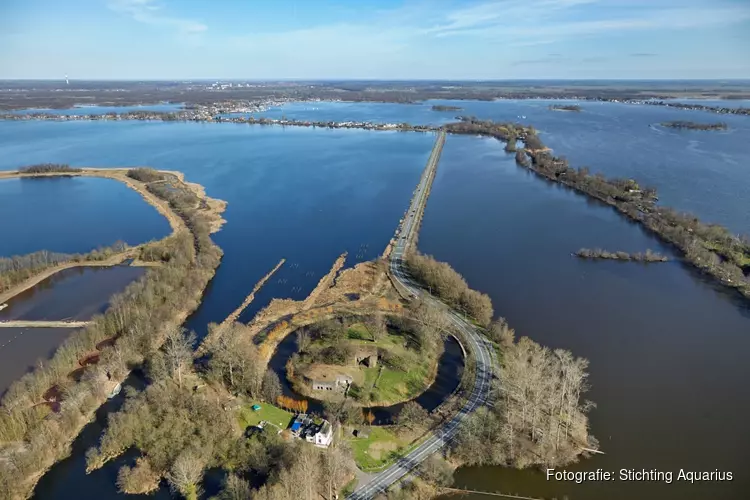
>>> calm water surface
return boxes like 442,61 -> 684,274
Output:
0,103 -> 747,499
0,176 -> 170,256
0,327 -> 74,397
260,99 -> 750,235
0,121 -> 433,336
420,135 -> 750,500
0,120 -> 434,499
0,265 -> 144,321
8,103 -> 184,115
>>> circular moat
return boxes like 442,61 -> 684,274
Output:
267,324 -> 465,425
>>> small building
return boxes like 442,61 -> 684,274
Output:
290,414 -> 334,448
310,373 -> 352,393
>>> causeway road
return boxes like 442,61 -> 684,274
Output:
348,130 -> 496,500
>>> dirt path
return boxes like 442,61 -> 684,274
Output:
0,320 -> 90,328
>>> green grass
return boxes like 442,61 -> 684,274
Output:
349,426 -> 408,470
237,401 -> 294,430
361,364 -> 430,404
347,323 -> 372,340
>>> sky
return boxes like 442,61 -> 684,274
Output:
1,0 -> 749,80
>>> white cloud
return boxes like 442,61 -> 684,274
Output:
108,0 -> 207,34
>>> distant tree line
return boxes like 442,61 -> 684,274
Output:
18,163 -> 82,174
431,105 -> 463,112
0,243 -> 129,295
445,119 -> 750,301
575,248 -> 669,262
660,120 -> 727,131
549,104 -> 582,112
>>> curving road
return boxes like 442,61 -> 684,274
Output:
347,131 -> 496,500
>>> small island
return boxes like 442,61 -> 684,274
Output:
431,104 -> 463,112
660,120 -> 728,131
575,248 -> 669,262
549,104 -> 582,112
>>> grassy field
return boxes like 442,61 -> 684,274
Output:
348,426 -> 409,470
237,401 -> 294,430
362,365 -> 430,404
347,322 -> 373,340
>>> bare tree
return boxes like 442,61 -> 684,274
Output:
163,327 -> 196,389
398,401 -> 429,429
262,371 -> 282,403
166,450 -> 205,500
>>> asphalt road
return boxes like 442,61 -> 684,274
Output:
347,131 -> 496,500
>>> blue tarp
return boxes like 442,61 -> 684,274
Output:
291,421 -> 302,432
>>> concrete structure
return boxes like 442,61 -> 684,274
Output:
311,373 -> 352,393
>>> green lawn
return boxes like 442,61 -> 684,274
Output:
360,363 -> 430,404
348,426 -> 408,470
237,401 -> 294,430
347,323 -> 373,340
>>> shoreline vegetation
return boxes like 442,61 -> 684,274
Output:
1,94 -> 749,125
402,255 -> 594,471
0,244 -> 131,304
660,120 -> 728,131
549,104 -> 582,112
0,166 -> 226,500
446,116 -> 750,301
431,104 -> 463,112
574,248 -> 670,262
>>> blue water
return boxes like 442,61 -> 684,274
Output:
0,265 -> 145,321
8,103 -> 184,115
257,99 -> 750,235
0,176 -> 171,256
0,120 -> 434,335
0,101 -> 747,500
664,98 -> 750,109
254,100 -> 459,126
0,327 -> 74,397
421,135 -> 750,500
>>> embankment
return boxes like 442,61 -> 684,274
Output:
0,167 -> 226,500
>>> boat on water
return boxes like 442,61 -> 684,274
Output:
0,303 -> 7,311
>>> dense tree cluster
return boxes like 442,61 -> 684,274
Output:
0,243 -> 129,294
18,163 -> 82,174
406,252 -> 494,326
575,248 -> 669,262
0,174 -> 223,500
453,119 -> 750,299
549,104 -> 582,112
126,167 -> 165,183
660,120 -> 727,131
451,333 -> 593,469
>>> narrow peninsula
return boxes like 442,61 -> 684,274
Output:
0,165 -> 226,500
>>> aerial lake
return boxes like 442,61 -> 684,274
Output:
0,101 -> 748,499
0,265 -> 145,322
0,176 -> 171,256
421,135 -> 750,500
